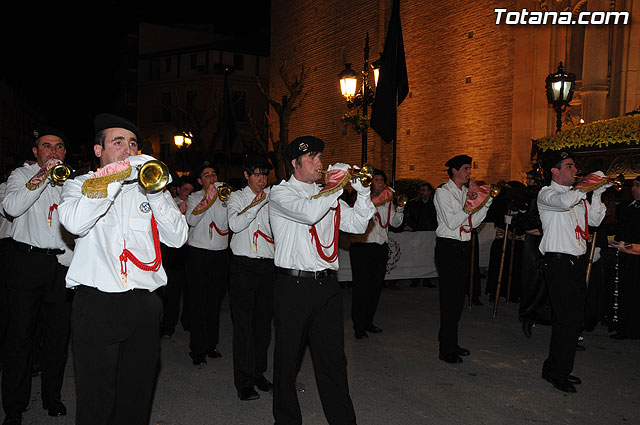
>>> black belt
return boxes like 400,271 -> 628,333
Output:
13,240 -> 65,256
545,252 -> 585,262
277,267 -> 336,281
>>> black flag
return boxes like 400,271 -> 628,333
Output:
370,0 -> 409,144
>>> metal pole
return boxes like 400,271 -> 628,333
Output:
492,222 -> 510,317
362,34 -> 370,165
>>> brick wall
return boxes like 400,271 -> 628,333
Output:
270,0 -> 516,187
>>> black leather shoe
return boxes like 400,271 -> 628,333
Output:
567,375 -> 582,385
255,376 -> 273,392
439,353 -> 463,364
355,331 -> 368,339
189,352 -> 207,365
542,373 -> 577,393
207,348 -> 222,358
238,387 -> 260,401
456,346 -> 470,356
2,414 -> 21,425
522,319 -> 533,338
575,344 -> 586,352
43,399 -> 67,417
366,325 -> 383,334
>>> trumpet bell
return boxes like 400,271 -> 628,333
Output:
218,183 -> 232,201
394,193 -> 408,207
489,184 -> 501,198
611,174 -> 625,191
50,163 -> 72,186
138,160 -> 170,193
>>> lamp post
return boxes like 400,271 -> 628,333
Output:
174,131 -> 192,175
339,33 -> 380,164
545,62 -> 576,133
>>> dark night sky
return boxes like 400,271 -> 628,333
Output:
1,2 -> 270,156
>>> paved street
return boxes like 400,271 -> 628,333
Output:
4,279 -> 640,425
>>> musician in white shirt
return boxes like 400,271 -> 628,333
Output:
433,154 -> 491,364
537,150 -> 608,393
349,168 -> 404,340
269,136 -> 375,425
2,127 -> 72,424
184,161 -> 229,365
58,113 -> 188,425
227,153 -> 275,401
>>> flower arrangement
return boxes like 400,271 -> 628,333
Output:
341,112 -> 369,134
536,113 -> 640,151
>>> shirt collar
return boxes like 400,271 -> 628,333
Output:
550,180 -> 571,193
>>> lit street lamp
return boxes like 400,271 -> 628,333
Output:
339,33 -> 380,164
174,131 -> 193,175
545,62 -> 576,133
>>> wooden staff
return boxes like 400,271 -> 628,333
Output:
505,227 -> 517,303
492,221 -> 510,317
585,231 -> 598,289
469,231 -> 476,308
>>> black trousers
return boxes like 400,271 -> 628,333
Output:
349,242 -> 387,333
1,246 -> 70,417
186,246 -> 229,355
541,253 -> 587,379
273,273 -> 356,425
435,237 -> 471,356
617,252 -> 640,338
0,237 -> 11,363
229,254 -> 275,391
519,234 -> 552,325
160,244 -> 189,334
71,286 -> 162,425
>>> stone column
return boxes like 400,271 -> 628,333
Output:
580,0 -> 611,122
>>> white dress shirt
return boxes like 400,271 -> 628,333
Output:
434,179 -> 491,241
269,175 -> 375,271
0,182 -> 14,239
58,173 -> 188,292
185,185 -> 229,251
3,162 -> 66,250
537,180 -> 606,256
351,200 -> 404,245
228,186 -> 274,259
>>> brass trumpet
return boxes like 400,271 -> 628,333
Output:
574,173 -> 625,192
389,188 -> 408,207
609,174 -> 625,191
49,163 -> 72,186
136,160 -> 170,193
217,183 -> 232,201
489,184 -> 502,198
316,163 -> 375,187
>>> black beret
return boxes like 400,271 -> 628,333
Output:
94,113 -> 143,150
541,150 -> 574,172
285,136 -> 325,162
373,168 -> 387,182
445,154 -> 472,170
33,126 -> 68,146
243,153 -> 272,171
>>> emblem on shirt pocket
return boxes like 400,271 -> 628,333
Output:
139,201 -> 151,213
